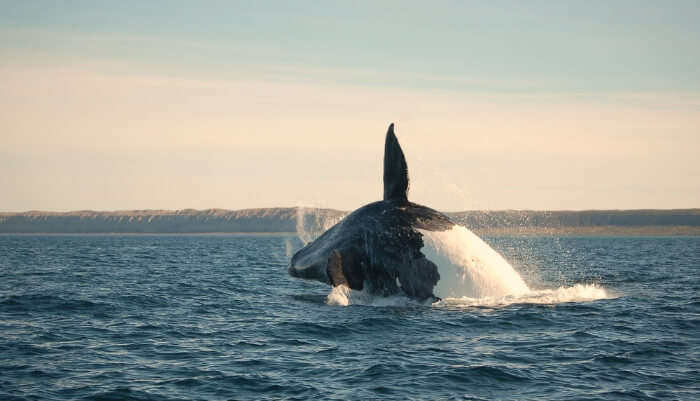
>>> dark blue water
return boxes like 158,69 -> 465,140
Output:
1,234 -> 699,400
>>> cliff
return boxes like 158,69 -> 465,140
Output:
447,209 -> 700,236
1,208 -> 698,235
0,208 -> 342,234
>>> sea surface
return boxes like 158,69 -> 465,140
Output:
1,234 -> 699,400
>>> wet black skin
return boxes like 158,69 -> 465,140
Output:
288,124 -> 455,301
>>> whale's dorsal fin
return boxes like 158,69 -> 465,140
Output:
383,123 -> 409,201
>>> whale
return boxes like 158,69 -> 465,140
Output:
288,123 -> 456,301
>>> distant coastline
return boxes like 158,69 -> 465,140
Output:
1,208 -> 699,236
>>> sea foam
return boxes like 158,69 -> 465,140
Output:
326,225 -> 609,307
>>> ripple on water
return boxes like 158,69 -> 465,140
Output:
0,235 -> 699,401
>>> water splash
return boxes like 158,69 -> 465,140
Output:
284,238 -> 295,258
435,284 -> 610,308
326,283 -> 609,308
296,207 -> 344,245
420,226 -> 530,299
421,225 -> 609,307
326,285 -> 426,307
326,225 -> 609,307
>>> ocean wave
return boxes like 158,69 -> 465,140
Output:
0,294 -> 111,314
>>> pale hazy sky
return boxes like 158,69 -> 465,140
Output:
1,1 -> 699,212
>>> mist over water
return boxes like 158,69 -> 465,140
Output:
295,207 -> 344,245
285,206 -> 343,258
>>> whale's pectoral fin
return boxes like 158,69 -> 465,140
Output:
397,256 -> 440,300
327,249 -> 364,290
327,250 -> 347,287
383,123 -> 409,202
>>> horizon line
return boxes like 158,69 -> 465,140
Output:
2,206 -> 699,215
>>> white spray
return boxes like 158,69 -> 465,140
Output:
420,225 -> 610,307
325,224 -> 610,308
295,206 -> 345,245
420,226 -> 530,299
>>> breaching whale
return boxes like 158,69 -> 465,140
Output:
288,123 -> 456,301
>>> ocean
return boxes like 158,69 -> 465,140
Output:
1,233 -> 699,400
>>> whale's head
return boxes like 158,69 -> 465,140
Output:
287,222 -> 342,284
288,207 -> 383,290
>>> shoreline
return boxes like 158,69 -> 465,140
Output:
1,208 -> 698,236
1,227 -> 698,237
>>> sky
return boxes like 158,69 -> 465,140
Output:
1,1 -> 699,212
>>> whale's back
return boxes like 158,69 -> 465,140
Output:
289,200 -> 454,299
